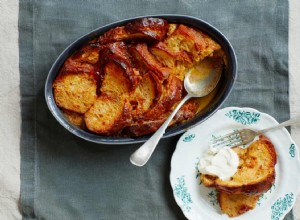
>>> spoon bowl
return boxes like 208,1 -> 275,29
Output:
130,57 -> 224,166
184,57 -> 223,97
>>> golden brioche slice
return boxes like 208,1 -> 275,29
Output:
84,92 -> 130,135
218,191 -> 260,217
62,109 -> 85,128
201,135 -> 277,195
150,42 -> 191,81
53,73 -> 97,114
101,61 -> 131,96
164,24 -> 221,63
150,41 -> 193,67
129,72 -> 162,121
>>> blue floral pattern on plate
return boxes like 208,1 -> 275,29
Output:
271,193 -> 294,220
183,133 -> 195,142
225,109 -> 260,125
174,176 -> 193,213
289,144 -> 295,158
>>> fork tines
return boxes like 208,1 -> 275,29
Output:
209,130 -> 243,148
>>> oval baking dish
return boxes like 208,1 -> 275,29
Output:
45,14 -> 237,145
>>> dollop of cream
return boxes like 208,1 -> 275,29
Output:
199,147 -> 239,180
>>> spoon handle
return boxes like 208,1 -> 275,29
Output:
130,94 -> 192,166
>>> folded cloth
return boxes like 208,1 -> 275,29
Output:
19,0 -> 292,219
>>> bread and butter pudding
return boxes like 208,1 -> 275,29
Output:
53,18 -> 226,137
199,135 -> 277,217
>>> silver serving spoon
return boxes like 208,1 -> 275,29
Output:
130,58 -> 223,166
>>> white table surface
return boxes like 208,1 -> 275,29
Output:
0,0 -> 299,219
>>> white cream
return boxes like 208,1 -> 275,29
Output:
199,147 -> 239,180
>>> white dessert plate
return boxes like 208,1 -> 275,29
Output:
170,107 -> 300,220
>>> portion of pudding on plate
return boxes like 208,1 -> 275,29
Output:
199,135 -> 277,217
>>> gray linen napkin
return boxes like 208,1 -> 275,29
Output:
19,0 -> 291,219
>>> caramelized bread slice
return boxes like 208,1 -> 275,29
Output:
164,24 -> 221,63
129,43 -> 171,80
173,99 -> 199,123
53,73 -> 97,114
60,58 -> 99,76
125,76 -> 187,136
142,75 -> 183,120
125,99 -> 198,137
125,18 -> 169,41
129,72 -> 162,120
71,42 -> 100,64
99,42 -> 142,89
62,109 -> 85,128
150,26 -> 221,80
124,117 -> 166,137
201,135 -> 277,195
218,191 -> 260,217
98,26 -> 128,45
150,42 -> 192,80
101,61 -> 131,96
98,18 -> 168,44
150,41 -> 193,68
201,33 -> 222,59
84,93 -> 130,135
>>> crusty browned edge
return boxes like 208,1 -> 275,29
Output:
216,171 -> 275,195
125,18 -> 169,41
58,58 -> 99,77
123,117 -> 166,137
259,135 -> 277,165
98,18 -> 169,44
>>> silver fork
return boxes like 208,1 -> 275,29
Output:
210,115 -> 300,149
